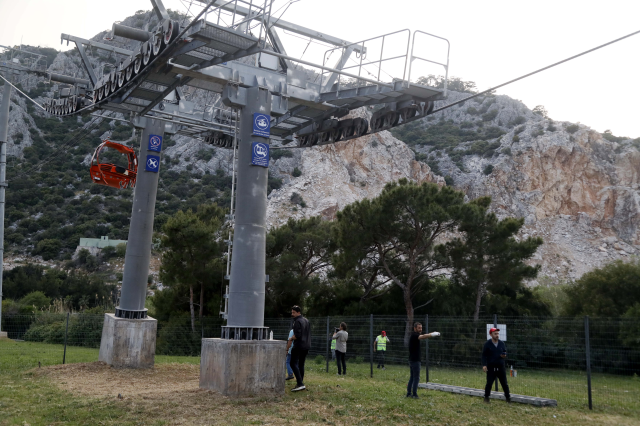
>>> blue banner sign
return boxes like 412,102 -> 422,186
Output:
251,142 -> 269,167
252,113 -> 271,137
145,155 -> 161,173
148,134 -> 163,152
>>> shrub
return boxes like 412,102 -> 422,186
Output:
481,109 -> 498,122
115,243 -> 127,257
292,167 -> 302,177
13,132 -> 24,144
195,149 -> 213,162
314,355 -> 325,364
547,123 -> 557,132
514,126 -> 526,135
532,105 -> 548,118
566,124 -> 580,134
466,107 -> 479,115
33,239 -> 62,260
353,356 -> 364,364
290,192 -> 306,208
444,175 -> 454,186
512,135 -> 520,142
271,149 -> 294,160
483,164 -> 494,175
502,147 -> 512,156
511,116 -> 526,126
602,130 -> 627,143
20,291 -> 51,312
531,128 -> 544,138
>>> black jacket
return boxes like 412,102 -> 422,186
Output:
292,315 -> 311,350
482,339 -> 507,367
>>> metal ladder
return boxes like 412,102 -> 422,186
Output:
220,109 -> 239,319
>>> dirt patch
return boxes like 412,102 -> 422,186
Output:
37,362 -> 200,398
35,362 -> 332,425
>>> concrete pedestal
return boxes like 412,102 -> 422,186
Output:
0,331 -> 8,339
200,338 -> 286,396
98,313 -> 157,368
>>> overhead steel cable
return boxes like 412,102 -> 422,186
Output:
0,73 -> 48,112
430,28 -> 640,114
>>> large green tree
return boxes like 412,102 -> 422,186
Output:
335,180 -> 466,338
265,216 -> 335,317
440,197 -> 544,320
563,259 -> 640,317
159,204 -> 226,330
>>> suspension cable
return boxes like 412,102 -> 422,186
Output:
431,28 -> 640,114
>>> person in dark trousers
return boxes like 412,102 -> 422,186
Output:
482,327 -> 511,403
407,322 -> 440,398
288,305 -> 311,392
374,330 -> 390,369
332,322 -> 348,375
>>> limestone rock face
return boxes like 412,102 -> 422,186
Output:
266,129 -> 443,228
413,92 -> 640,281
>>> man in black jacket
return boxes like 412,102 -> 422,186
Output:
482,327 -> 511,403
288,305 -> 311,392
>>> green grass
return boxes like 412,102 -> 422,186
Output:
0,340 -> 202,370
1,341 -> 639,425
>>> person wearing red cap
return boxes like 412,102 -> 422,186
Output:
482,328 -> 511,403
374,330 -> 390,369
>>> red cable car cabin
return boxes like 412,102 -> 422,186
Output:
90,140 -> 138,189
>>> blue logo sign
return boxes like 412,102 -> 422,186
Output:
145,155 -> 160,173
148,134 -> 163,152
252,113 -> 271,138
251,142 -> 269,167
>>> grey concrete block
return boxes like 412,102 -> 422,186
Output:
98,313 -> 157,368
0,331 -> 8,339
200,338 -> 286,396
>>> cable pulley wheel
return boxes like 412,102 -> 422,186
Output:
118,69 -> 126,88
133,57 -> 142,74
163,20 -> 179,46
142,42 -> 152,66
152,33 -> 164,56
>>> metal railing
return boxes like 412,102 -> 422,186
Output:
320,29 -> 411,93
407,30 -> 450,96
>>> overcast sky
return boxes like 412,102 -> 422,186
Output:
0,0 -> 638,137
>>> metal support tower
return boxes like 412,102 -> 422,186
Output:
116,118 -> 165,318
0,82 -> 9,336
222,86 -> 271,340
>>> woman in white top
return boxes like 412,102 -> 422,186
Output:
332,322 -> 349,375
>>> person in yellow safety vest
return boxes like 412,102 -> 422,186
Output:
331,335 -> 336,360
374,330 -> 390,369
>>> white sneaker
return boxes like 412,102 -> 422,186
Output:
291,385 -> 306,392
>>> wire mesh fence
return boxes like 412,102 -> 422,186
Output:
1,313 -> 638,412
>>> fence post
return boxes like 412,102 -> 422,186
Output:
62,312 -> 69,364
585,315 -> 593,410
326,316 -> 330,373
494,314 -> 498,392
425,314 -> 429,383
370,314 -> 373,378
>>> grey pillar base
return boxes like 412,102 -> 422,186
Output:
0,331 -> 8,339
98,313 -> 157,368
200,338 -> 286,396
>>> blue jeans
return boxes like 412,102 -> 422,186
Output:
407,361 -> 421,396
286,353 -> 293,376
